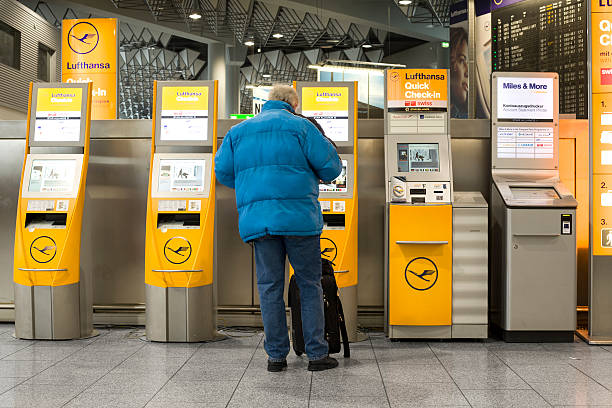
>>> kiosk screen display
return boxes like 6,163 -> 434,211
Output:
397,143 -> 440,172
33,88 -> 83,142
158,159 -> 206,193
160,86 -> 209,142
496,77 -> 554,122
319,160 -> 348,193
28,159 -> 77,193
301,87 -> 350,142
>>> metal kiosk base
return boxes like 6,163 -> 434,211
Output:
146,284 -> 216,342
14,282 -> 93,340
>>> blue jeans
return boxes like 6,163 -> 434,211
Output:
253,235 -> 328,362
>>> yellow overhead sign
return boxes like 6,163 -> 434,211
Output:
61,18 -> 118,120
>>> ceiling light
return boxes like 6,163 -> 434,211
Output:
272,33 -> 284,39
327,39 -> 340,43
189,12 -> 202,19
262,74 -> 271,78
398,0 -> 413,4
244,40 -> 255,46
362,44 -> 372,48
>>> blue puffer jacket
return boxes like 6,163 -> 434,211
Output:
215,100 -> 342,242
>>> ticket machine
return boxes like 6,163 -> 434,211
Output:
295,81 -> 359,341
384,69 -> 455,339
145,80 -> 218,342
13,82 -> 93,339
490,72 -> 577,342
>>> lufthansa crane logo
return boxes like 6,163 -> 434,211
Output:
67,22 -> 99,54
320,237 -> 338,262
404,257 -> 438,291
163,237 -> 192,264
30,236 -> 57,264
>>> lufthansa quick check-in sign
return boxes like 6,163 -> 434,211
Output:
61,18 -> 118,120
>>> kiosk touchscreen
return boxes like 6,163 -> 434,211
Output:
145,81 -> 218,342
295,81 -> 360,342
490,72 -> 577,342
13,82 -> 93,340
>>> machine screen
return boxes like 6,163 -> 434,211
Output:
301,87 -> 350,142
160,86 -> 209,142
158,159 -> 206,193
496,76 -> 554,122
397,143 -> 440,172
319,160 -> 348,193
28,159 -> 77,193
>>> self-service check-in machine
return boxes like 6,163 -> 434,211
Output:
145,80 -> 218,342
295,81 -> 360,341
14,82 -> 93,339
384,69 -> 488,339
490,72 -> 577,342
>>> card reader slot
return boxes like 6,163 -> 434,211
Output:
157,213 -> 200,229
323,214 -> 345,228
409,189 -> 426,195
24,213 -> 67,229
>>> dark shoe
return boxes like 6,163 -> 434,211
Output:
307,356 -> 338,371
267,359 -> 287,372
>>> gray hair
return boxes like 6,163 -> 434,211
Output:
268,85 -> 298,107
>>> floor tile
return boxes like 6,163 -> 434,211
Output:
309,395 -> 391,408
379,363 -> 453,383
2,346 -> 80,361
64,391 -> 155,408
227,385 -> 309,408
531,381 -> 612,406
310,373 -> 386,397
0,377 -> 24,393
173,363 -> 247,381
385,382 -> 470,406
462,389 -> 551,407
374,347 -> 439,365
512,364 -> 593,384
153,379 -> 238,403
0,383 -> 85,408
448,365 -> 531,390
311,358 -> 381,377
146,402 -> 227,408
0,360 -> 55,378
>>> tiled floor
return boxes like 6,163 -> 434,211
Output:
0,323 -> 612,407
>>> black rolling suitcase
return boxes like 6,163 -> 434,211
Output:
288,258 -> 350,358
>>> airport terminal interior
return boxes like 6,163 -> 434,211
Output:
0,0 -> 611,406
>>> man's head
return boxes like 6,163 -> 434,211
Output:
269,85 -> 299,110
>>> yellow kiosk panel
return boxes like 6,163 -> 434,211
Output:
388,204 -> 452,326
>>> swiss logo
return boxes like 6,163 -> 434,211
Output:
601,68 -> 612,85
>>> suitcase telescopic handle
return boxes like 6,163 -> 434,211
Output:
334,270 -> 349,274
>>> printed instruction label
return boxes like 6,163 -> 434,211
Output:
158,200 -> 187,212
27,200 -> 55,212
188,200 -> 201,211
332,200 -> 346,213
320,201 -> 331,212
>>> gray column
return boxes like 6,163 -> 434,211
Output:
208,42 -> 227,118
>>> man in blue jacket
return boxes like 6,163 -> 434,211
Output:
215,85 -> 342,372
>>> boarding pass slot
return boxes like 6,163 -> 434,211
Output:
157,213 -> 200,229
25,213 -> 67,229
323,214 -> 345,229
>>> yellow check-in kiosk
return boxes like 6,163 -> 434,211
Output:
384,69 -> 455,339
294,81 -> 360,342
145,80 -> 218,342
14,82 -> 93,340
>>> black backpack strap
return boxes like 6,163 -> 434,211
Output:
337,297 -> 350,358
